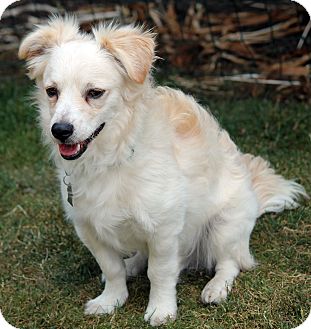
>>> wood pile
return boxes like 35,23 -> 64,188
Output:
125,1 -> 311,100
1,0 -> 310,100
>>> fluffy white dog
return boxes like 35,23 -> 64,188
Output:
19,17 -> 307,326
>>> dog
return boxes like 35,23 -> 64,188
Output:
18,16 -> 307,326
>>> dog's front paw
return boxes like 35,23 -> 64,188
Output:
144,302 -> 177,326
201,278 -> 231,304
85,289 -> 128,315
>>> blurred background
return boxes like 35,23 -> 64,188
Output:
0,2 -> 310,329
1,0 -> 311,101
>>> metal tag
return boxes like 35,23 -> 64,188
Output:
63,172 -> 74,207
67,183 -> 73,207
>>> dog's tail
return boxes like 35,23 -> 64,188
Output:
243,154 -> 308,216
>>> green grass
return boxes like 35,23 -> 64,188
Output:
0,79 -> 310,329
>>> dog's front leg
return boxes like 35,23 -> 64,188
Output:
144,234 -> 180,326
75,224 -> 128,315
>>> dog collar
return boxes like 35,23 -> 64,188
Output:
62,146 -> 135,207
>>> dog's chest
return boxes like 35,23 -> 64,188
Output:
64,168 -> 146,252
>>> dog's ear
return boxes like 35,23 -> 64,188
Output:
93,25 -> 156,84
18,16 -> 79,79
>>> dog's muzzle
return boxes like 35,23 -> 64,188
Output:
52,122 -> 106,160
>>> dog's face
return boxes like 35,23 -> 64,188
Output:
40,40 -> 123,160
19,17 -> 155,160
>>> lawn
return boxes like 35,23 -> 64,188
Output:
0,78 -> 310,329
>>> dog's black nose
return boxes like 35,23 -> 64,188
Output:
51,123 -> 74,142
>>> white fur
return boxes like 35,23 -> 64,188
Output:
19,17 -> 308,326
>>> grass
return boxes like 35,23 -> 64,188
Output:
0,78 -> 310,329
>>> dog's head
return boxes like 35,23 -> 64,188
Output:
19,16 -> 155,161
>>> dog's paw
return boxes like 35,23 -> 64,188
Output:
144,303 -> 177,326
201,278 -> 231,304
85,289 -> 128,315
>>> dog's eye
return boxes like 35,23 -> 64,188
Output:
46,87 -> 58,98
87,89 -> 105,100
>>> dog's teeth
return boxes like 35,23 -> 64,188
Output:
77,144 -> 81,151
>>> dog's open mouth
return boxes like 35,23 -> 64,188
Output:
58,123 -> 105,160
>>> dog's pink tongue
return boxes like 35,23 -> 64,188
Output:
59,144 -> 79,157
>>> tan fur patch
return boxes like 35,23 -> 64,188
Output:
157,87 -> 201,138
18,16 -> 79,61
93,26 -> 155,84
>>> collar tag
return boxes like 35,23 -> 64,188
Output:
63,172 -> 73,207
66,183 -> 73,207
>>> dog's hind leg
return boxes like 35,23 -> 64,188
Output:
101,251 -> 147,282
125,251 -> 148,277
201,259 -> 240,304
201,195 -> 257,304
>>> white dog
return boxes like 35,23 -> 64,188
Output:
19,17 -> 307,326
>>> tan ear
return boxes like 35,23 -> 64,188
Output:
93,25 -> 156,84
18,16 -> 79,79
